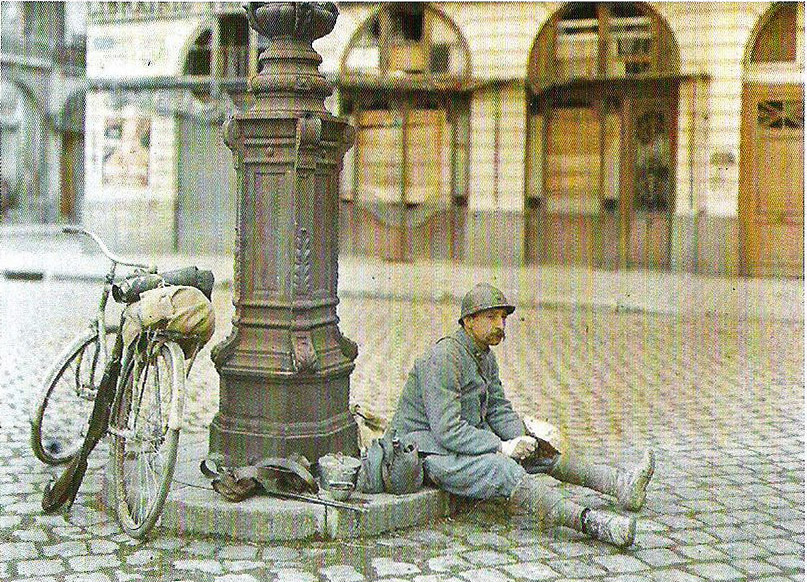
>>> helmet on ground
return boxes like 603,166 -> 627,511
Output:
459,283 -> 515,324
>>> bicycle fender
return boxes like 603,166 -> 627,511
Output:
163,341 -> 187,431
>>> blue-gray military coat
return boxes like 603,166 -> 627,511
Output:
390,327 -> 526,457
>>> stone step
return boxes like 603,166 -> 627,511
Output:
101,432 -> 456,541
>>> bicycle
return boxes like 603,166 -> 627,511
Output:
30,226 -> 153,465
38,229 -> 215,539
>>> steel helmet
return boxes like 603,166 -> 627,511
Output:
459,283 -> 515,324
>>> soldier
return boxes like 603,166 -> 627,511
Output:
390,283 -> 655,548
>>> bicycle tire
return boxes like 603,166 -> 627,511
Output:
31,326 -> 119,465
111,339 -> 184,539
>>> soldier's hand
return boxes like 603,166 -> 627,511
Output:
501,436 -> 537,460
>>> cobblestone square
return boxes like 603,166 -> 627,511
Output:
0,278 -> 803,581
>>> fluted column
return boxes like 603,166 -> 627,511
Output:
209,2 -> 358,466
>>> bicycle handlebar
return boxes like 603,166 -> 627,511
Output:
62,226 -> 154,270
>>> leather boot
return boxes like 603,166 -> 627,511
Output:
582,508 -> 636,548
548,449 -> 655,511
509,476 -> 636,548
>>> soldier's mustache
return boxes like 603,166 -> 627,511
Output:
489,329 -> 505,341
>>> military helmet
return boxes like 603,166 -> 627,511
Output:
459,283 -> 516,324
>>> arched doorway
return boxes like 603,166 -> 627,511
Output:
739,3 -> 804,278
339,4 -> 471,262
526,2 -> 680,269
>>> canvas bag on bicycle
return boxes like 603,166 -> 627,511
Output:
121,285 -> 215,357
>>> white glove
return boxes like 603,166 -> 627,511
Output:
501,435 -> 537,460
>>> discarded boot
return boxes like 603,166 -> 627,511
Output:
582,508 -> 636,548
548,449 -> 655,511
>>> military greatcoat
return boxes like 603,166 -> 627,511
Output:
390,327 -> 530,499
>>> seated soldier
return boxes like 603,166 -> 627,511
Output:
389,283 -> 654,548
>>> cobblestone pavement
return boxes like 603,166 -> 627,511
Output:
0,278 -> 803,582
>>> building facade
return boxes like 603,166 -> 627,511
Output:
1,2 -> 88,224
82,2 -> 803,277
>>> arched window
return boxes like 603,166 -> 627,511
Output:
530,2 -> 678,91
751,2 -> 798,63
342,4 -> 469,80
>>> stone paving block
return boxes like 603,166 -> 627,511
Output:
174,559 -> 224,574
320,564 -> 365,582
412,576 -> 464,582
223,560 -> 264,572
714,540 -> 770,559
372,558 -> 420,577
15,559 -> 64,577
687,562 -> 745,581
677,544 -> 728,561
741,522 -> 790,538
548,541 -> 607,558
731,558 -> 783,577
12,528 -> 48,543
65,575 -> 112,582
427,555 -> 470,573
465,532 -> 511,548
214,574 -> 260,582
510,545 -> 556,562
707,526 -> 755,542
0,543 -> 37,560
637,533 -> 678,548
592,554 -> 648,574
766,554 -> 805,572
68,555 -> 121,573
272,568 -> 317,582
262,547 -> 301,562
634,548 -> 687,567
218,544 -> 259,560
650,567 -> 708,581
547,559 -> 607,578
757,537 -> 804,555
461,550 -> 514,567
457,568 -> 513,582
501,562 -> 558,581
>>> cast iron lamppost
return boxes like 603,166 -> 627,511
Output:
210,2 -> 359,466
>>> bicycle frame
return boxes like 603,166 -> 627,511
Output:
62,226 -> 154,384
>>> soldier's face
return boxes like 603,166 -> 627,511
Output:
465,308 -> 508,347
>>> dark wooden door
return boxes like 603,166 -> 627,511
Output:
623,94 -> 676,269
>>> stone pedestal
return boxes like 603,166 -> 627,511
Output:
209,2 -> 358,465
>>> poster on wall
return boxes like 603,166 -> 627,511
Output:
102,116 -> 151,187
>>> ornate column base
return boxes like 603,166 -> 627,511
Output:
209,367 -> 358,466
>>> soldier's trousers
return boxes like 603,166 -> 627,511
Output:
423,452 -> 530,499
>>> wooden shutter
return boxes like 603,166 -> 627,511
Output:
357,110 -> 402,203
404,109 -> 444,204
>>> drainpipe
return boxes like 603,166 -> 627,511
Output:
689,77 -> 698,274
492,82 -> 501,207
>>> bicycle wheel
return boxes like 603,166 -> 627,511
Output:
111,339 -> 185,538
31,326 -> 118,465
